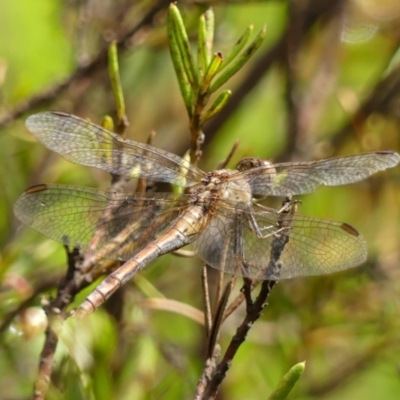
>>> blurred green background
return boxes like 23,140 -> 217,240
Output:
1,1 -> 400,399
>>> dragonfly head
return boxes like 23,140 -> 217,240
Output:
236,157 -> 273,172
236,157 -> 277,198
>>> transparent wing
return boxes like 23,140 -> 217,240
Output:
14,184 -> 190,261
193,204 -> 367,279
234,151 -> 399,196
26,112 -> 205,186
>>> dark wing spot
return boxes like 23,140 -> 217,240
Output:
340,222 -> 360,237
26,184 -> 48,194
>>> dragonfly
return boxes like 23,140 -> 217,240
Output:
14,111 -> 400,317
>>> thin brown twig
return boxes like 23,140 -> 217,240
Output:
201,265 -> 212,338
194,344 -> 221,400
222,279 -> 261,321
206,278 -> 234,359
216,140 -> 239,169
201,280 -> 277,399
33,327 -> 59,400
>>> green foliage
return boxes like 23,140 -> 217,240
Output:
168,4 -> 266,122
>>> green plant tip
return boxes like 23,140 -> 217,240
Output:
102,116 -> 114,132
268,361 -> 305,400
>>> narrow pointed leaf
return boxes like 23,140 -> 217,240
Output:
210,24 -> 267,93
201,52 -> 223,92
108,41 -> 127,132
200,90 -> 231,124
198,14 -> 208,78
218,25 -> 253,73
167,8 -> 193,113
198,9 -> 214,77
168,4 -> 198,87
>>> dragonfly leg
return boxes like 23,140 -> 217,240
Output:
247,212 -> 270,238
251,197 -> 301,240
277,196 -> 301,214
247,212 -> 279,239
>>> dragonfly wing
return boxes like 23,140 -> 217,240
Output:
242,207 -> 367,279
26,112 -> 205,186
238,151 -> 399,196
191,207 -> 239,272
193,205 -> 367,279
14,184 -> 189,261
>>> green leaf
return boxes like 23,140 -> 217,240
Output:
167,7 -> 193,114
197,9 -> 214,78
201,52 -> 223,93
268,361 -> 305,400
168,4 -> 198,87
210,24 -> 267,93
218,24 -> 253,73
200,90 -> 232,124
108,41 -> 126,129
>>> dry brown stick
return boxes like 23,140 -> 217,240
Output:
206,278 -> 235,359
222,279 -> 260,321
201,265 -> 213,339
33,327 -> 59,400
216,140 -> 239,169
201,280 -> 277,399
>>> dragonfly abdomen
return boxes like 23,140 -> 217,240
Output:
75,205 -> 206,318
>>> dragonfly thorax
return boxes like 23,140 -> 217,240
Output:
190,169 -> 252,210
208,169 -> 252,206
